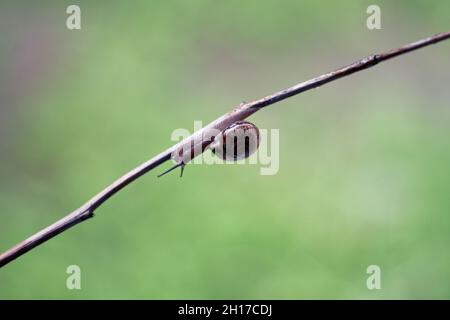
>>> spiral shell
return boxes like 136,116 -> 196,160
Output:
210,121 -> 260,161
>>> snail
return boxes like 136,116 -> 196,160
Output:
158,121 -> 260,177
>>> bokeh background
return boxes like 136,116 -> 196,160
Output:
1,0 -> 449,299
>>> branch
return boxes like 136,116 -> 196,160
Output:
1,30 -> 450,268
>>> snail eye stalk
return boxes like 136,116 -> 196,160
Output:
157,162 -> 185,178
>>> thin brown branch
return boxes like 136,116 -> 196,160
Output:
1,30 -> 449,268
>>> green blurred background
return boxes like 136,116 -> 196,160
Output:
1,0 -> 449,299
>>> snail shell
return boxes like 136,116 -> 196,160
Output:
209,121 -> 260,161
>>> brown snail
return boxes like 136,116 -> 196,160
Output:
158,121 -> 260,177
